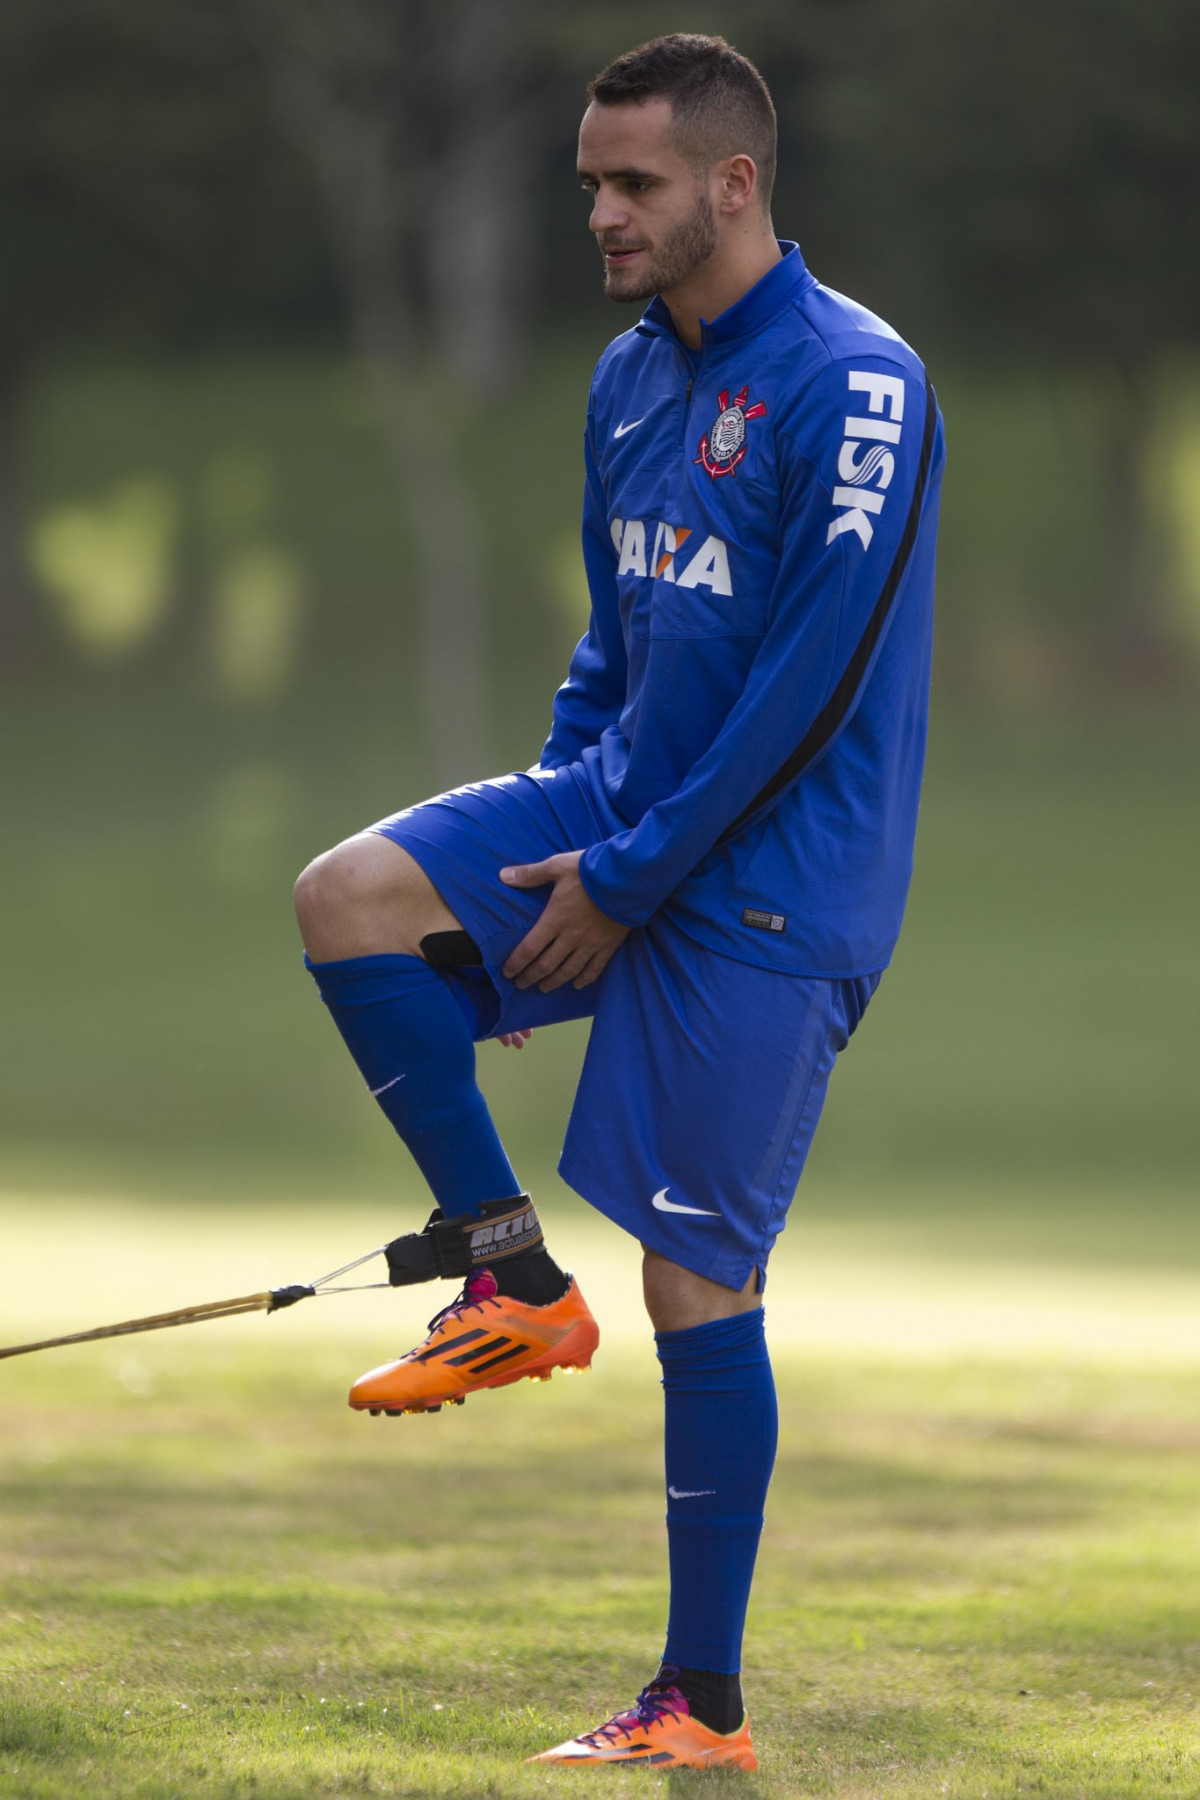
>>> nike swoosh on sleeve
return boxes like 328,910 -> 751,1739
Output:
651,1188 -> 720,1217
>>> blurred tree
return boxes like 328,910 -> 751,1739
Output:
2,0 -> 545,775
249,0 -> 538,784
5,0 -> 1197,691
0,0 -> 337,659
425,0 -> 537,400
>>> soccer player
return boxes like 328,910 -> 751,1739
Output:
294,34 -> 944,1772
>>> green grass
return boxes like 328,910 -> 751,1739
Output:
5,1207 -> 1200,1798
4,1211 -> 1200,1799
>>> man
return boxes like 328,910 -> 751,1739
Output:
294,33 -> 944,1772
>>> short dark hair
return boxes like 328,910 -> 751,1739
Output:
587,34 -> 776,210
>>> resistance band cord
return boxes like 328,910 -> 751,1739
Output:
0,1242 -> 395,1364
268,1242 -> 393,1308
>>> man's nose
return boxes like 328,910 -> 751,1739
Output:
589,188 -> 626,235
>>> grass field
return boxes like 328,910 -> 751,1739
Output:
4,1202 -> 1200,1799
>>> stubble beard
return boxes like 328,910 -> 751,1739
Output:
602,190 -> 718,304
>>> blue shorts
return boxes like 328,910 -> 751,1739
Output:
374,766 -> 877,1291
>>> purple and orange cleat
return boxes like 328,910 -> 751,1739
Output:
348,1267 -> 599,1416
529,1680 -> 757,1770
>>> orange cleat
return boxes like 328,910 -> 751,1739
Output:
348,1268 -> 599,1416
530,1682 -> 757,1770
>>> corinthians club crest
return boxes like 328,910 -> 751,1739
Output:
695,384 -> 768,479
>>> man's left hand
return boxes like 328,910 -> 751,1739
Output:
500,851 -> 630,991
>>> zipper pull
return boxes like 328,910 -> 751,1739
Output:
685,378 -> 694,403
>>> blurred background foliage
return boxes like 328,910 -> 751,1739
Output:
1,0 -> 1197,1222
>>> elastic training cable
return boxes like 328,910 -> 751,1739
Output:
0,1242 -> 393,1362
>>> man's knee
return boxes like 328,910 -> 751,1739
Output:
294,836 -> 374,936
294,832 -> 455,960
641,1247 -> 762,1334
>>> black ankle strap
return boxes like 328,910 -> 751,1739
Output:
384,1195 -> 543,1286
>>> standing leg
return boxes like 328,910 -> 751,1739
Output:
531,1254 -> 769,1770
534,940 -> 868,1770
643,1253 -> 777,1734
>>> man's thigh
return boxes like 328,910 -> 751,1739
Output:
560,921 -> 880,1292
372,765 -> 611,1040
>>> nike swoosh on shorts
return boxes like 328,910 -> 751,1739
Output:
651,1188 -> 720,1217
614,417 -> 644,438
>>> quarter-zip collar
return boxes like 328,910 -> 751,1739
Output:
634,241 -> 813,352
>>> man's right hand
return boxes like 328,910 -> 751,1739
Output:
500,851 -> 630,991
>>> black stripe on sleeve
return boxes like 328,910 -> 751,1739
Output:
717,375 -> 937,848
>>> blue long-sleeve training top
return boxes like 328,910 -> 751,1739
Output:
539,242 -> 945,979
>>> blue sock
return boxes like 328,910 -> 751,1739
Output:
305,951 -> 519,1217
656,1308 -> 778,1675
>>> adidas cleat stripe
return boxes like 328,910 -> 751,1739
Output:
348,1272 -> 599,1415
469,1342 -> 530,1374
448,1335 -> 511,1364
416,1328 -> 488,1361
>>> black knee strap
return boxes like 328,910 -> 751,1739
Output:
384,1194 -> 543,1286
420,929 -> 484,971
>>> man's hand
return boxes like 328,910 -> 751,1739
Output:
500,851 -> 629,991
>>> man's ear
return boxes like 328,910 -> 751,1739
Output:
717,153 -> 758,215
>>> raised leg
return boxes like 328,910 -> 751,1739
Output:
294,827 -> 574,1317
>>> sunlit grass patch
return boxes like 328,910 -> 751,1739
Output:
4,1219 -> 1200,1800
